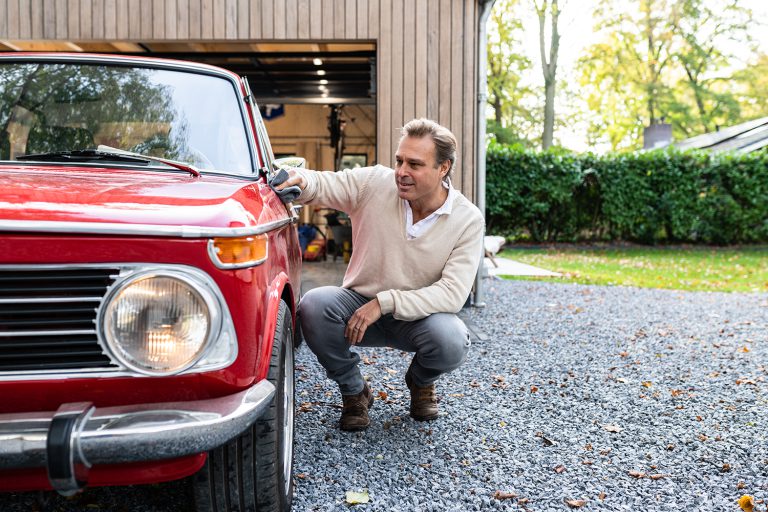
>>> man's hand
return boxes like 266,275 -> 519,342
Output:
345,298 -> 382,345
269,167 -> 307,203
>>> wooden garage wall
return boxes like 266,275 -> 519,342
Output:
0,0 -> 479,198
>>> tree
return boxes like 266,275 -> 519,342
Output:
672,0 -> 752,134
733,53 -> 768,119
578,0 -> 757,150
578,0 -> 680,150
534,0 -> 561,150
487,0 -> 538,146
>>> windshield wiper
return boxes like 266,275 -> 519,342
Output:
16,146 -> 201,177
17,149 -> 151,165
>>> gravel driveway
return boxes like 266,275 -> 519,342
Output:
3,280 -> 766,511
292,280 -> 768,511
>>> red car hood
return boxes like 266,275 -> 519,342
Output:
0,166 -> 278,232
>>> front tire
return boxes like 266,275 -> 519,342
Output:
192,300 -> 295,511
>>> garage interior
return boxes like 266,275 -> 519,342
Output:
0,40 -> 377,171
0,39 -> 376,255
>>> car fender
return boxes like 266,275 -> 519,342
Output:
256,271 -> 294,381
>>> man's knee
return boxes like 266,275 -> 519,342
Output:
424,314 -> 471,368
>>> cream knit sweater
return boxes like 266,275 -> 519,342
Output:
297,165 -> 484,321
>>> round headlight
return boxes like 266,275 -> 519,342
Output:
102,274 -> 218,375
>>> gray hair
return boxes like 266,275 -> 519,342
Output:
400,118 -> 457,180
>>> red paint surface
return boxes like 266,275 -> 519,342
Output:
0,165 -> 272,228
0,454 -> 207,491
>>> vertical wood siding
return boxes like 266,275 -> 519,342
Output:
0,0 -> 479,198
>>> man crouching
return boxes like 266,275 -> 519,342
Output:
273,118 -> 484,431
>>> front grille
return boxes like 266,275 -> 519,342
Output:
0,268 -> 120,372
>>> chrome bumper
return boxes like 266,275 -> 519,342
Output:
0,380 -> 275,495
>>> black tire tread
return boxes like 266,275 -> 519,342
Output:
192,300 -> 294,512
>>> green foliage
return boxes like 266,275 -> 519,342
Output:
486,144 -> 768,244
577,0 -> 755,150
486,0 -> 541,144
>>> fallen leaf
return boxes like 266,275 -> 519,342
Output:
722,463 -> 732,472
535,432 -> 557,446
469,379 -> 480,388
296,473 -> 307,479
628,470 -> 646,478
566,499 -> 587,508
619,351 -> 629,358
670,389 -> 684,397
739,495 -> 755,512
666,444 -> 675,451
699,433 -> 709,442
493,490 -> 517,500
378,391 -> 388,400
530,385 -> 539,393
449,393 -> 465,397
419,463 -> 431,468
737,481 -> 746,489
739,346 -> 750,353
602,424 -> 622,433
649,474 -> 669,480
599,491 -> 607,500
518,498 -> 530,505
641,381 -> 653,388
554,465 -> 566,474
582,460 -> 593,465
345,490 -> 370,505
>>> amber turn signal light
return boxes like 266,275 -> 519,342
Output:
208,235 -> 268,268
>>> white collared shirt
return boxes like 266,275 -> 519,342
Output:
404,180 -> 457,240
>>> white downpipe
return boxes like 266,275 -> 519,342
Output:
473,0 -> 495,308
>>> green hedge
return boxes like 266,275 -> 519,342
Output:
486,144 -> 768,244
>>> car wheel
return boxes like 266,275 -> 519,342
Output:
192,300 -> 295,512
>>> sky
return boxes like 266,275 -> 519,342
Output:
507,0 -> 768,150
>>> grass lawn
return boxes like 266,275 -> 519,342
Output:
498,245 -> 768,293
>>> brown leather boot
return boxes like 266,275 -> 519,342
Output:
405,371 -> 439,421
339,383 -> 374,431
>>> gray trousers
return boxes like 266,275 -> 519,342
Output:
299,286 -> 471,395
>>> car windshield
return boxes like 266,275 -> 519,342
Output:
0,61 -> 253,174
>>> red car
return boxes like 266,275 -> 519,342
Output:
0,53 -> 302,512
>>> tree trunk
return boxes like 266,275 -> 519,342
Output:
537,0 -> 560,150
493,95 -> 503,124
543,77 -> 555,149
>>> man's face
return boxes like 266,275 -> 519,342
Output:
394,136 -> 448,205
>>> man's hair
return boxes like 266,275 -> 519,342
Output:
400,118 -> 457,180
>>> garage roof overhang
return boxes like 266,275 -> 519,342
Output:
0,41 -> 376,105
